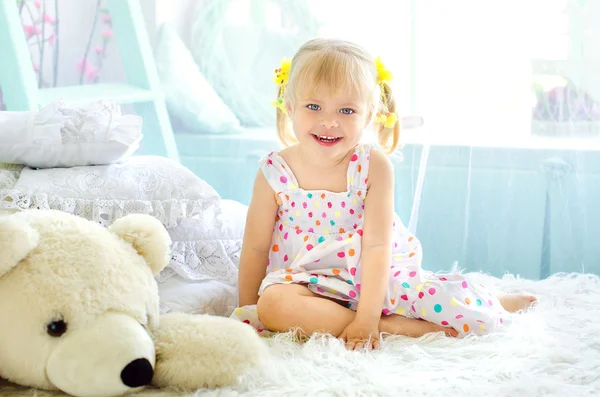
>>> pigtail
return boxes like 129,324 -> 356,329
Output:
272,58 -> 297,147
375,81 -> 401,154
275,89 -> 297,147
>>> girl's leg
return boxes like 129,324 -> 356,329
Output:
257,283 -> 456,338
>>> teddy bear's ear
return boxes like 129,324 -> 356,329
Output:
0,214 -> 40,277
109,214 -> 172,275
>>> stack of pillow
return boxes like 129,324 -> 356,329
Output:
0,100 -> 246,317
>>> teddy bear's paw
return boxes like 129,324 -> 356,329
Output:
151,312 -> 268,390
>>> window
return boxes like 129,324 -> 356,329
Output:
192,0 -> 600,146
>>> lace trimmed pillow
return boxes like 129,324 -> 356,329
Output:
0,100 -> 142,168
0,156 -> 220,227
156,199 -> 248,286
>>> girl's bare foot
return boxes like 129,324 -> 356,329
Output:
380,314 -> 458,338
498,294 -> 537,313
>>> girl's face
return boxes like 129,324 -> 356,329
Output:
287,84 -> 373,160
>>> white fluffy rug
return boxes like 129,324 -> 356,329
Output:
1,272 -> 599,397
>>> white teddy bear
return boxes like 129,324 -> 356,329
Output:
0,209 -> 266,397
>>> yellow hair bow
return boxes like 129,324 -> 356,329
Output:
273,57 -> 292,86
272,57 -> 292,114
375,111 -> 398,129
375,56 -> 393,84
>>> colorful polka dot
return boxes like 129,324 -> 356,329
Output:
463,324 -> 470,332
332,269 -> 341,275
350,267 -> 357,276
272,245 -> 279,252
318,236 -> 325,243
441,320 -> 449,326
337,252 -> 345,258
402,282 -> 410,288
351,154 -> 358,161
306,244 -> 314,251
434,304 -> 443,313
309,277 -> 318,283
348,249 -> 355,256
409,271 -> 417,277
476,299 -> 482,306
307,193 -> 313,198
280,176 -> 287,183
348,290 -> 357,298
462,280 -> 469,288
396,308 -> 406,315
428,287 -> 436,296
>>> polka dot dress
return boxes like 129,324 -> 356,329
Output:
232,143 -> 509,336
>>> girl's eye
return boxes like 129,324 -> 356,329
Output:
307,104 -> 320,111
340,108 -> 354,115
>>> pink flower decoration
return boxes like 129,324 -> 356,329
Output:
77,57 -> 99,81
86,66 -> 99,82
22,25 -> 36,39
101,28 -> 114,39
49,34 -> 56,46
102,14 -> 111,24
95,46 -> 104,54
34,0 -> 41,8
33,63 -> 39,72
43,13 -> 56,24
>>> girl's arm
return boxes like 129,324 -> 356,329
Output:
354,149 -> 395,324
237,169 -> 279,307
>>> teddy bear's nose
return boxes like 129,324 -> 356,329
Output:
120,358 -> 154,388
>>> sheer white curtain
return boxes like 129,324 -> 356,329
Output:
189,0 -> 600,278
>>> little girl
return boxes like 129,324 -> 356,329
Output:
233,38 -> 536,350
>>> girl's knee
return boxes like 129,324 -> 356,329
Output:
256,284 -> 298,330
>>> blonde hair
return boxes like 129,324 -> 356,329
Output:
275,38 -> 401,154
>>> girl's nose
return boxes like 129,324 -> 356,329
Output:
320,118 -> 339,129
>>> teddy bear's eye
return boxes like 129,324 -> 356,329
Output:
47,320 -> 68,337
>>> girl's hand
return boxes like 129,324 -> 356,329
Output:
339,319 -> 381,351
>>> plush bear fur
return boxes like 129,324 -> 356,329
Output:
0,210 -> 266,397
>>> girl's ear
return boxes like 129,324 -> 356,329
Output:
285,100 -> 293,117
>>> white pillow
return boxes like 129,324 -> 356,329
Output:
156,199 -> 248,286
0,100 -> 142,168
155,23 -> 242,134
0,156 -> 220,227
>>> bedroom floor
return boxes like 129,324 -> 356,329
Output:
1,272 -> 599,397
